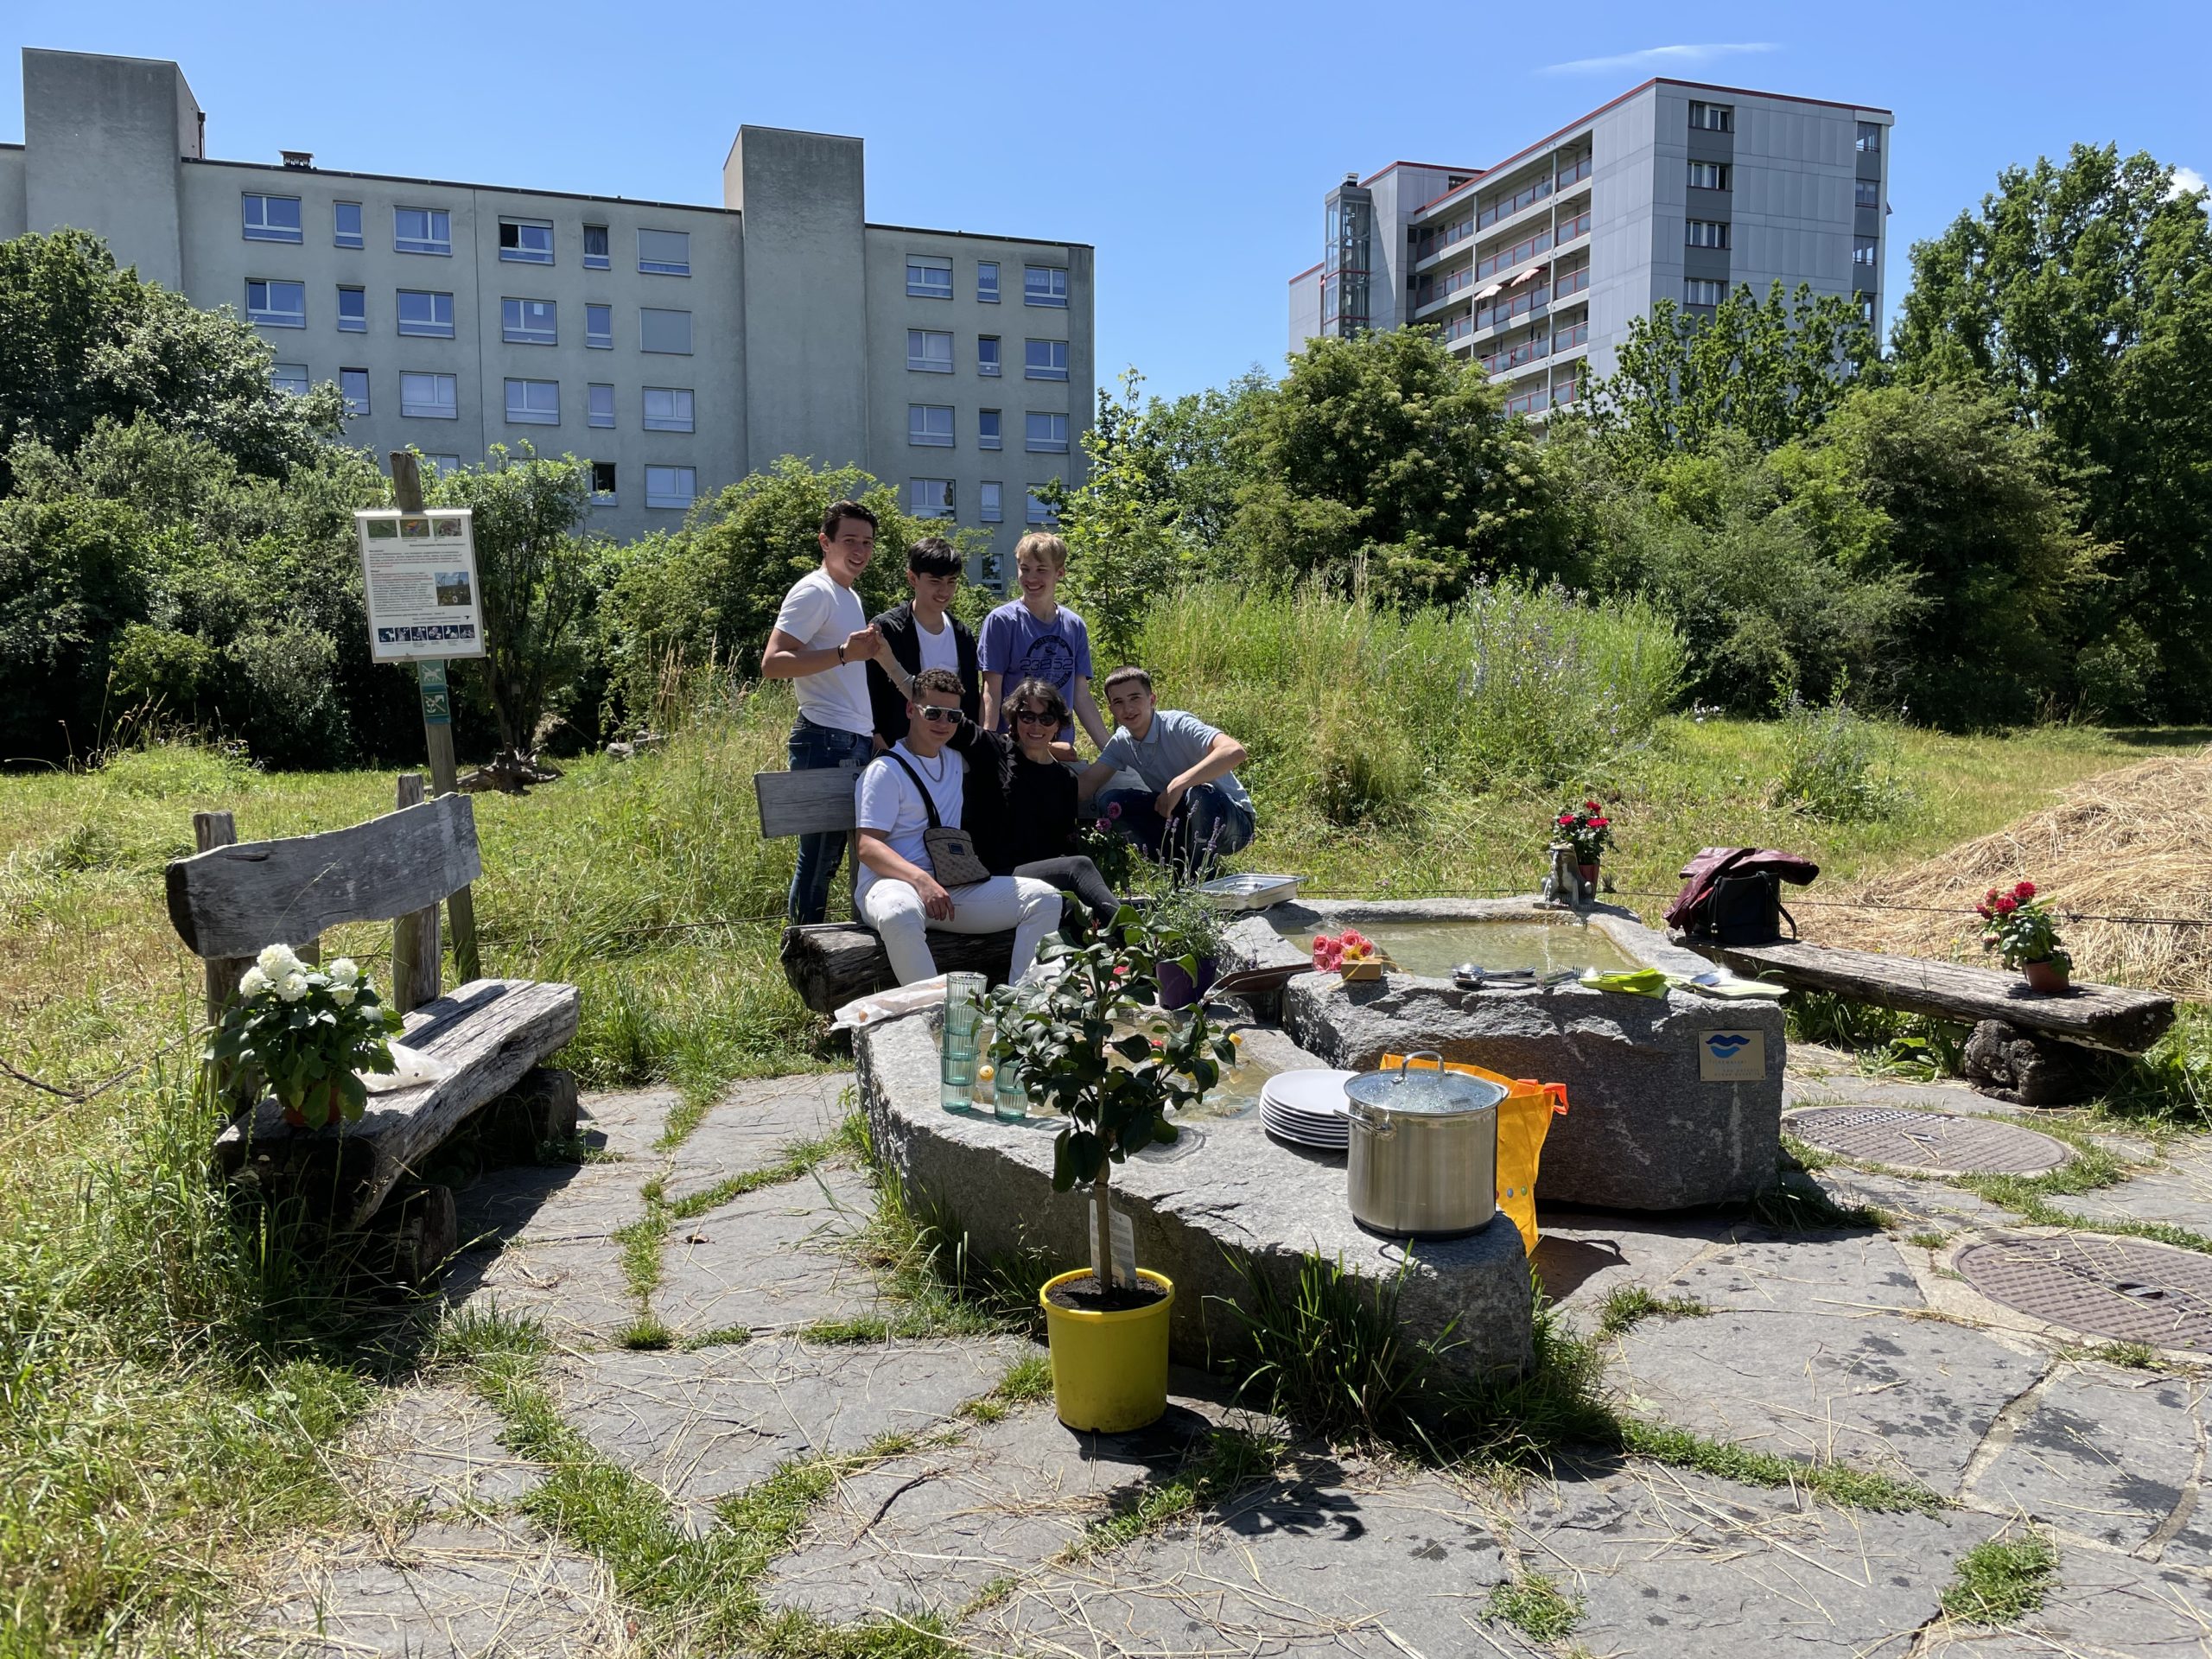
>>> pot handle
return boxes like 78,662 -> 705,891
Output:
1348,1101 -> 1396,1138
1400,1050 -> 1446,1079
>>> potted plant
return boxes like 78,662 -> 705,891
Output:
207,945 -> 404,1128
1977,880 -> 2074,993
1144,882 -> 1227,1010
1311,928 -> 1385,981
987,908 -> 1235,1431
1071,800 -> 1141,893
1553,799 -> 1615,890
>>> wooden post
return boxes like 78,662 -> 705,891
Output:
194,810 -> 246,1027
391,451 -> 481,985
390,772 -> 442,1012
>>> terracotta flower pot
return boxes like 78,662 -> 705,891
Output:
1578,862 -> 1600,891
281,1103 -> 309,1128
2022,958 -> 2070,994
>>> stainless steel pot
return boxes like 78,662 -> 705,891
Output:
1344,1051 -> 1504,1238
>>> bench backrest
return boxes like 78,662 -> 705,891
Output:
754,766 -> 862,840
166,793 -> 481,960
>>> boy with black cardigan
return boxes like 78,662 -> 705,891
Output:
864,537 -> 980,747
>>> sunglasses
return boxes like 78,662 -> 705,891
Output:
918,706 -> 960,723
1014,709 -> 1059,726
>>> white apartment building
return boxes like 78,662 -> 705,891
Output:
1288,79 -> 1891,418
0,48 -> 1095,572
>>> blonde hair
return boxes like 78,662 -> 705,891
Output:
1014,531 -> 1069,571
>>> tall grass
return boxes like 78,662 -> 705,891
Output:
1133,582 -> 1684,825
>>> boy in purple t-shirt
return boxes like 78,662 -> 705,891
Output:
977,532 -> 1111,748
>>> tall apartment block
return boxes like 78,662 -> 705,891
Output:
1288,80 -> 1891,418
0,48 -> 1093,570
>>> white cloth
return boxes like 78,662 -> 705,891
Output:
772,566 -> 873,735
914,613 -> 960,676
853,741 -> 964,902
858,874 -> 1063,986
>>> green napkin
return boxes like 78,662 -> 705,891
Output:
1580,968 -> 1670,998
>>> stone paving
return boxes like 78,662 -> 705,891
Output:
241,1050 -> 2212,1657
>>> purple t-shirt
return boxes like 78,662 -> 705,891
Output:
977,601 -> 1093,731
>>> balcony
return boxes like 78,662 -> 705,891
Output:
1477,173 -> 1553,232
1553,262 -> 1591,302
1412,262 -> 1479,315
1413,213 -> 1478,270
1551,317 -> 1590,355
1480,332 -> 1550,376
1436,311 -> 1476,346
1474,281 -> 1548,334
1503,378 -> 1580,419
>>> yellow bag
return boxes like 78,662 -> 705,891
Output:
1382,1053 -> 1568,1256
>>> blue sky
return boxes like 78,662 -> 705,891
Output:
5,1 -> 2207,402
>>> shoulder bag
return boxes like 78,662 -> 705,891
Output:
885,751 -> 992,889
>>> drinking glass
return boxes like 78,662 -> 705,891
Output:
940,972 -> 986,1110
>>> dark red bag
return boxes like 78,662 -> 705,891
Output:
1667,847 -> 1821,943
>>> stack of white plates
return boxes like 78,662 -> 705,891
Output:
1261,1069 -> 1358,1151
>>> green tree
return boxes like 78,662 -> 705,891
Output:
0,229 -> 341,493
1891,143 -> 2212,715
0,493 -> 153,758
1049,372 -> 1197,669
1228,327 -> 1554,601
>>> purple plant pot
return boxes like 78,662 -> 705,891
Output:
1156,957 -> 1218,1011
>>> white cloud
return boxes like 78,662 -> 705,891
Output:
2170,165 -> 2208,207
1542,41 -> 1779,75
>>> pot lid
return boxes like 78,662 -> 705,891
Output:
1344,1052 -> 1505,1116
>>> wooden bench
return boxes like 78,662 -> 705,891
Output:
166,776 -> 582,1274
753,765 -> 1018,1014
1681,937 -> 2177,1104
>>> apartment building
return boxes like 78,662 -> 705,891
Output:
1287,79 -> 1891,419
0,48 -> 1094,573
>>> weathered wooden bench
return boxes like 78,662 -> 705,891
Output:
166,775 -> 581,1274
753,765 -> 1017,1014
1681,936 -> 2177,1104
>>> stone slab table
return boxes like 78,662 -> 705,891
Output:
855,1014 -> 1533,1385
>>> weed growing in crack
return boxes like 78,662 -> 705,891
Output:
1594,1287 -> 1711,1338
1942,1529 -> 2059,1624
616,1315 -> 674,1351
1618,1422 -> 1947,1513
1486,1572 -> 1585,1642
1751,1173 -> 1889,1231
1067,1427 -> 1286,1560
1908,1230 -> 1949,1250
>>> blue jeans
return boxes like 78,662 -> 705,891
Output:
1096,783 -> 1255,880
786,716 -> 875,925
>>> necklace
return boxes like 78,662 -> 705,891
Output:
908,746 -> 947,784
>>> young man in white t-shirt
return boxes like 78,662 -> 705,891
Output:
854,668 -> 1061,985
764,500 -> 883,924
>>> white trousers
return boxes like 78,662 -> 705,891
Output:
858,874 -> 1064,987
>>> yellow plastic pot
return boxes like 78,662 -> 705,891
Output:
1039,1268 -> 1174,1432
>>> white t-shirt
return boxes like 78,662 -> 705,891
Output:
771,567 -> 872,735
914,613 -> 960,677
854,741 -> 966,900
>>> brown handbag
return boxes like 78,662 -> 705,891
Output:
885,752 -> 992,889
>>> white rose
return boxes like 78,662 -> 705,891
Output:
328,958 -> 359,986
238,967 -> 272,997
329,985 -> 357,1007
257,944 -> 302,979
276,973 -> 309,1002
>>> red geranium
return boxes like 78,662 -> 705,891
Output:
1549,800 -> 1617,863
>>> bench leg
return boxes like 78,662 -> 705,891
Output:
372,1183 -> 458,1285
483,1067 -> 582,1162
1965,1020 -> 2099,1107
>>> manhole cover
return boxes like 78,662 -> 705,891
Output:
1958,1235 -> 2212,1350
1786,1106 -> 2070,1176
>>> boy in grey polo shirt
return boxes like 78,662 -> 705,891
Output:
1077,666 -> 1255,877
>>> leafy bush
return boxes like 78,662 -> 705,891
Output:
1768,690 -> 1911,822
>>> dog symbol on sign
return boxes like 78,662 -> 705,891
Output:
1700,1029 -> 1766,1082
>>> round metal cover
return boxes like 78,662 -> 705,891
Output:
1957,1235 -> 2212,1351
1786,1106 -> 2070,1177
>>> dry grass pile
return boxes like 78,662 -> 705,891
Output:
1819,748 -> 2212,998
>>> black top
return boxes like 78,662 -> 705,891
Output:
865,601 -> 982,744
948,721 -> 1077,874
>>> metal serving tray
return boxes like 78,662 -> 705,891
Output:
1197,873 -> 1302,912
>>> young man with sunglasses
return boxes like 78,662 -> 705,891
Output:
853,667 -> 1062,986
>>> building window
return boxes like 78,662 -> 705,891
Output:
334,201 -> 364,249
401,372 -> 458,419
908,404 -> 955,448
638,229 -> 690,276
908,329 -> 954,373
644,386 -> 696,432
397,289 -> 454,338
583,224 -> 610,269
499,219 -> 554,264
979,480 -> 1002,523
502,297 -> 557,345
340,368 -> 370,416
1024,339 -> 1068,380
1688,100 -> 1732,132
589,460 -> 617,502
270,362 -> 310,397
640,308 -> 693,354
906,255 -> 953,299
588,383 -> 615,429
977,261 -> 1000,303
1855,177 -> 1881,209
505,378 -> 560,425
645,465 -> 696,509
1683,277 -> 1726,308
979,409 -> 1002,450
1858,293 -> 1878,324
586,303 -> 613,349
1686,219 -> 1730,250
1025,486 -> 1057,525
247,279 -> 306,327
422,454 -> 463,477
1853,235 -> 1879,267
395,207 -> 452,256
1856,122 -> 1882,154
1025,411 -> 1069,454
1024,265 -> 1068,308
1688,161 -> 1728,191
908,478 -> 954,519
243,194 -> 302,243
337,285 -> 367,332
978,335 -> 1001,377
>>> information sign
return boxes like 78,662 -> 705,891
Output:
356,508 -> 486,662
1699,1028 -> 1768,1082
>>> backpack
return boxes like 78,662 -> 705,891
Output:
1667,847 -> 1820,944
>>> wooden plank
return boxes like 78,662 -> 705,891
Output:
213,977 -> 579,1226
389,773 -> 442,1013
779,923 -> 1016,1014
194,810 -> 249,1027
755,766 -> 863,839
1688,938 -> 2176,1053
166,795 -> 481,959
